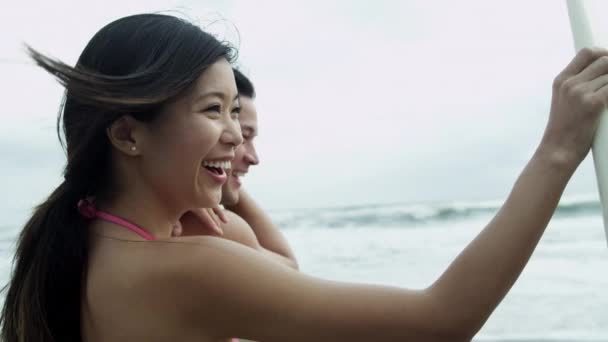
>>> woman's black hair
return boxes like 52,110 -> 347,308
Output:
0,13 -> 235,342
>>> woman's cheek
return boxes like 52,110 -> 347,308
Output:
194,120 -> 224,148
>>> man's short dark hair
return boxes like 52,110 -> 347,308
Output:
234,68 -> 256,99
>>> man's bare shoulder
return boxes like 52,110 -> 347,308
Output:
219,210 -> 261,248
222,210 -> 249,227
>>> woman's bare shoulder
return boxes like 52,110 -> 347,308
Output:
131,235 -> 462,341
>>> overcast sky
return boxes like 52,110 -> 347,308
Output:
0,0 -> 602,221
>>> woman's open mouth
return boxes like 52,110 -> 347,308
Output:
202,160 -> 231,184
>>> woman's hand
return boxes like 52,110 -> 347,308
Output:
173,207 -> 228,237
541,47 -> 608,169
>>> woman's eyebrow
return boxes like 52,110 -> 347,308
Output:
194,91 -> 239,103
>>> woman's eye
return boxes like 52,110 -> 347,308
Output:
204,104 -> 221,113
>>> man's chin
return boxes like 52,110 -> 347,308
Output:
220,188 -> 240,207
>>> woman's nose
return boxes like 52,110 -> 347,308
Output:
220,117 -> 243,148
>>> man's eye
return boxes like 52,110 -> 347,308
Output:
230,107 -> 241,120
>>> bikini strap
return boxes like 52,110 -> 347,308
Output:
77,199 -> 156,241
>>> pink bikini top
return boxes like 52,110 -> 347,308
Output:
77,199 -> 155,240
77,199 -> 240,342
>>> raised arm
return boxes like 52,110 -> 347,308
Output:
225,189 -> 298,267
427,47 -> 608,333
171,237 -> 466,342
165,48 -> 608,341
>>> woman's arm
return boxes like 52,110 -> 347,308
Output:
428,47 -> 608,335
171,154 -> 573,341
163,48 -> 608,341
428,147 -> 574,335
171,237 -> 465,342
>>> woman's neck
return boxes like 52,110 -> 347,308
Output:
96,187 -> 182,240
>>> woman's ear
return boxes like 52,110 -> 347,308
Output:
106,116 -> 143,156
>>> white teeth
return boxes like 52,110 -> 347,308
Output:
202,160 -> 231,170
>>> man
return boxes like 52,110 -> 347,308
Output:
178,69 -> 298,269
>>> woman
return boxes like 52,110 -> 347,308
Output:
2,13 -> 607,342
0,13 -> 242,341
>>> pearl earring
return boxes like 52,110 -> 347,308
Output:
131,146 -> 137,151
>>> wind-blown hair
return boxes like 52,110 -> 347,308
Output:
0,13 -> 235,342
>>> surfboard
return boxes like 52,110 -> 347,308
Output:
567,0 -> 608,246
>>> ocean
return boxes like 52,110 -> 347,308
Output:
277,196 -> 608,341
0,195 -> 607,341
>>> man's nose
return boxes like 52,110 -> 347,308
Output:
245,145 -> 259,165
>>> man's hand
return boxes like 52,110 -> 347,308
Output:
173,207 -> 228,237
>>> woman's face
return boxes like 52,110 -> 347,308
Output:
139,58 -> 242,212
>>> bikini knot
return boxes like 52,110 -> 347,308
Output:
77,199 -> 97,219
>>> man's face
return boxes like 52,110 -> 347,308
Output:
221,96 -> 259,206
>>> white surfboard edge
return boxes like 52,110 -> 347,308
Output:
566,0 -> 608,246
